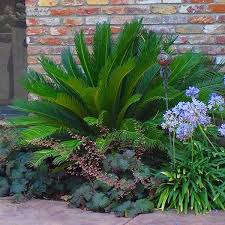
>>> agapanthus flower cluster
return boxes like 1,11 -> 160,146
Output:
218,124 -> 225,137
185,86 -> 200,99
208,93 -> 224,111
162,87 -> 211,141
175,123 -> 194,141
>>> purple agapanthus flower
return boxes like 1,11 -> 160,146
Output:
218,124 -> 225,137
208,93 -> 224,111
161,110 -> 179,132
176,123 -> 194,141
161,99 -> 211,141
171,99 -> 210,127
185,86 -> 200,99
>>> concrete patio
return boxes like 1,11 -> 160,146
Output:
0,198 -> 225,225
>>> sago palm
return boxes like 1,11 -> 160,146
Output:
11,20 -> 224,138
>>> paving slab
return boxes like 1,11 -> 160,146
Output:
0,198 -> 225,225
0,198 -> 131,225
127,210 -> 225,225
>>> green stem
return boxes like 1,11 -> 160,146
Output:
212,113 -> 216,124
221,113 -> 224,123
172,131 -> 176,169
198,125 -> 217,151
191,137 -> 194,163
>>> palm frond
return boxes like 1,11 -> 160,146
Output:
13,100 -> 93,134
29,149 -> 58,167
20,125 -> 58,142
22,70 -> 59,98
29,139 -> 81,167
61,47 -> 86,80
92,23 -> 112,81
8,116 -> 46,127
75,31 -> 94,86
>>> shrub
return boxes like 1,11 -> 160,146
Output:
11,20 -> 224,140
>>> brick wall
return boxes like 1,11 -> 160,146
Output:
25,0 -> 225,72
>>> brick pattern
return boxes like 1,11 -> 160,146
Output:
25,0 -> 225,72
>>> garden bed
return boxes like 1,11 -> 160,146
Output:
0,20 -> 225,219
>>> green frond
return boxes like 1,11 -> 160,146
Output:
29,149 -> 58,167
61,47 -> 86,80
20,125 -> 58,142
52,140 -> 81,165
107,58 -> 135,114
112,20 -> 142,66
13,100 -> 93,134
53,93 -> 87,118
96,59 -> 135,114
116,94 -> 141,128
40,56 -> 87,96
22,70 -> 59,98
30,140 -> 81,167
92,23 -> 112,80
120,33 -> 161,108
75,31 -> 94,86
8,116 -> 46,127
169,52 -> 205,85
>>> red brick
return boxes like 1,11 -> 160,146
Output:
102,6 -> 125,14
28,46 -> 66,55
216,47 -> 225,55
75,26 -> 96,35
191,0 -> 213,2
28,65 -> 45,73
216,36 -> 225,44
111,26 -> 122,34
50,27 -> 71,35
124,6 -> 150,14
145,25 -> 176,34
50,8 -> 76,16
60,0 -> 84,5
179,5 -> 206,13
27,27 -> 48,35
76,7 -> 100,15
111,0 -> 134,4
28,55 -> 61,64
27,56 -> 39,64
175,35 -> 189,44
40,37 -> 62,45
162,15 -> 187,24
208,4 -> 225,13
26,18 -> 61,26
63,18 -> 83,26
188,16 -> 214,24
175,35 -> 215,45
25,0 -> 38,6
61,37 -> 75,45
26,18 -> 38,26
217,15 -> 225,23
110,16 -> 134,24
85,36 -> 94,45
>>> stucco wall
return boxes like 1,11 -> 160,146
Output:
25,0 -> 225,72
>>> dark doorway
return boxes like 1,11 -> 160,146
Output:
0,0 -> 27,107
